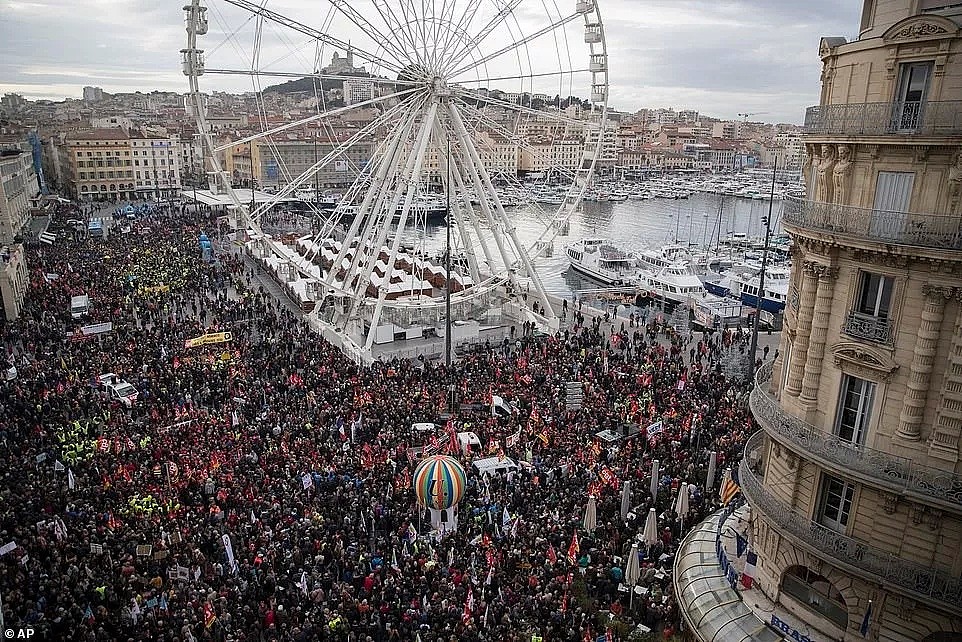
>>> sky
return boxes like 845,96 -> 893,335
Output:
0,0 -> 863,124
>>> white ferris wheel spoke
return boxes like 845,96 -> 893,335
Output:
222,0 -> 406,74
446,100 -> 555,317
432,0 -> 463,66
444,141 -> 500,276
212,88 -> 420,153
444,103 -> 525,290
371,0 -> 421,65
362,102 -> 441,348
395,0 -> 429,69
202,68 -> 422,87
325,0 -> 411,70
447,12 -> 583,79
249,97 -> 417,223
452,68 -> 589,87
458,101 -> 578,186
438,0 -> 523,77
320,98 -> 428,301
453,87 -> 591,130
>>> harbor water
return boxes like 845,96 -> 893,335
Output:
405,192 -> 786,299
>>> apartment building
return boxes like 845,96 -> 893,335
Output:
129,131 -> 183,199
58,128 -> 182,201
678,2 -> 962,641
0,147 -> 38,321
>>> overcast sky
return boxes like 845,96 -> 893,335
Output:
1,0 -> 862,123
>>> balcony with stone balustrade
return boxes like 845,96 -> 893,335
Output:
803,101 -> 962,138
740,431 -> 962,614
782,197 -> 962,253
749,361 -> 962,514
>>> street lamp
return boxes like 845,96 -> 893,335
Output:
746,155 -> 777,383
444,139 -> 455,414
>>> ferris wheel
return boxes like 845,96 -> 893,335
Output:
183,0 -> 608,358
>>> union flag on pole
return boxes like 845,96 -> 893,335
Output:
462,587 -> 474,624
204,601 -> 216,628
567,530 -> 580,563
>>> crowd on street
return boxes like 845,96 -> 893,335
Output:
0,202 -> 757,641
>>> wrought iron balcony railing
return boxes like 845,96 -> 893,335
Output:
750,362 -> 962,512
804,101 -> 962,137
782,197 -> 962,251
842,311 -> 894,345
740,432 -> 962,612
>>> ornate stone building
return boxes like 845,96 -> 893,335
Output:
746,1 -> 962,640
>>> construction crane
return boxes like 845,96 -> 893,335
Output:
737,112 -> 769,121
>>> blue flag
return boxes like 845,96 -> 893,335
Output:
859,600 -> 872,636
735,533 -> 747,558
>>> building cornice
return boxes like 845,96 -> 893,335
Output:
881,14 -> 960,44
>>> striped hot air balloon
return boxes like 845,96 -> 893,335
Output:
413,455 -> 467,510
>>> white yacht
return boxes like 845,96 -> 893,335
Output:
728,264 -> 791,313
639,262 -> 707,307
565,238 -> 641,286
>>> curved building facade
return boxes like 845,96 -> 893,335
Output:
746,1 -> 962,640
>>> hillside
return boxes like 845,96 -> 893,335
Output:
263,73 -> 375,94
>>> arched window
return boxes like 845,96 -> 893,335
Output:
780,566 -> 848,629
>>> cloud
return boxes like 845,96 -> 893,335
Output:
0,0 -> 862,122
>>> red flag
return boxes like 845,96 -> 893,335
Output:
742,550 -> 757,589
547,544 -> 557,565
462,587 -> 474,624
447,422 -> 459,454
567,530 -> 580,563
204,601 -> 216,628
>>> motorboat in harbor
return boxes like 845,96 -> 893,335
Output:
692,295 -> 744,329
728,264 -> 791,313
565,238 -> 641,286
637,262 -> 708,308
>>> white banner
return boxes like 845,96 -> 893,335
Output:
0,541 -> 17,556
80,322 -> 113,336
222,533 -> 238,574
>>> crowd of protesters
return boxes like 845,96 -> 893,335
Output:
0,202 -> 757,641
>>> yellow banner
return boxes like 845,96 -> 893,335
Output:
140,284 -> 170,294
184,332 -> 233,349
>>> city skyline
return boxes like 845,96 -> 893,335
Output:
2,0 -> 862,123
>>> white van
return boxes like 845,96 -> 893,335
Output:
70,294 -> 91,319
98,373 -> 139,407
472,456 -> 519,477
